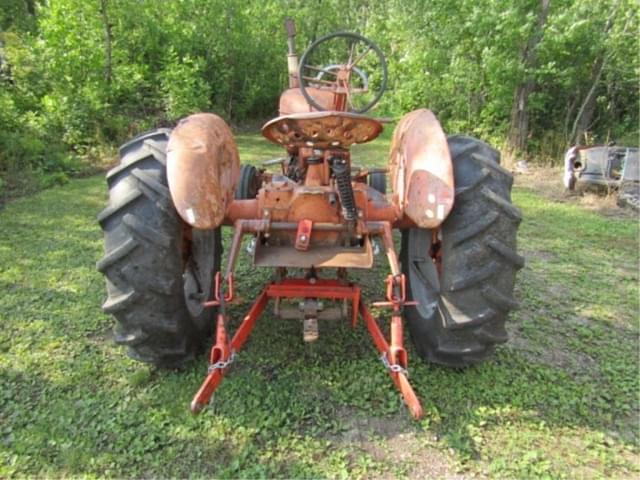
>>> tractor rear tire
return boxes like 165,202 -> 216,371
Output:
368,171 -> 387,195
235,164 -> 260,200
401,135 -> 523,367
97,129 -> 221,368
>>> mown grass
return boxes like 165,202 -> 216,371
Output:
0,132 -> 638,478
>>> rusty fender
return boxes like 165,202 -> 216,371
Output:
167,113 -> 240,229
388,109 -> 454,228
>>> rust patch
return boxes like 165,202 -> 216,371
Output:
388,109 -> 454,228
262,111 -> 383,150
167,113 -> 240,228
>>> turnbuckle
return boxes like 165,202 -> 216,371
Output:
371,274 -> 417,309
386,273 -> 406,303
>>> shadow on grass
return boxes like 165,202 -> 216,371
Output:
1,175 -> 638,478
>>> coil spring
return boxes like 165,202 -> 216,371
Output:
332,158 -> 357,221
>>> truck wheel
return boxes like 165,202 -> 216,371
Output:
401,135 -> 523,367
97,129 -> 221,368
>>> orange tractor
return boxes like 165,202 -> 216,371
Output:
98,20 -> 523,419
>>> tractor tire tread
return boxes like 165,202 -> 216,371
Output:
450,211 -> 499,246
114,328 -> 148,346
141,138 -> 168,165
108,133 -> 170,183
481,186 -> 522,222
448,261 -> 500,291
481,285 -> 519,312
486,235 -> 525,269
441,305 -> 499,330
402,135 -> 522,368
454,167 -> 490,198
97,189 -> 143,224
98,128 -> 217,369
475,322 -> 509,344
131,167 -> 171,199
470,152 -> 514,187
123,213 -> 172,249
107,149 -> 151,182
102,289 -> 139,314
118,128 -> 172,157
96,237 -> 139,272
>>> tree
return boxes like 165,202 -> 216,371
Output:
506,0 -> 551,161
569,0 -> 619,145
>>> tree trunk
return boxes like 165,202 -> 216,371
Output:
506,0 -> 551,162
563,95 -> 579,141
99,0 -> 113,86
570,57 -> 605,145
24,0 -> 36,16
508,78 -> 536,154
569,2 -> 620,145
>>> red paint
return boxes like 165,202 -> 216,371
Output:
190,277 -> 424,419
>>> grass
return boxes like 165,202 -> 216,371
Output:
0,131 -> 638,478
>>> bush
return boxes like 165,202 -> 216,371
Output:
160,50 -> 212,121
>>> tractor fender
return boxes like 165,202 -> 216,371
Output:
388,109 -> 454,228
167,113 -> 240,229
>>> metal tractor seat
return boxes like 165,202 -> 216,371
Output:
262,111 -> 383,149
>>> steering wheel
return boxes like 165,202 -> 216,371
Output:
315,64 -> 369,91
298,32 -> 387,114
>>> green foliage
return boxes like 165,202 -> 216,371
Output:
0,0 -> 38,32
0,0 -> 638,195
160,49 -> 212,120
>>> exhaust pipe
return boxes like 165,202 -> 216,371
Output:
284,18 -> 299,88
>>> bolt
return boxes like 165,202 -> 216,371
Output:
300,234 -> 307,242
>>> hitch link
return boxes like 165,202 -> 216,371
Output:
190,221 -> 424,419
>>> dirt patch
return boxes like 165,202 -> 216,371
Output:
514,165 -> 638,219
522,248 -> 558,262
507,323 -> 597,374
323,406 -> 472,479
509,266 -> 598,374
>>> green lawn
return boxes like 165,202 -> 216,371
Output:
0,133 -> 638,478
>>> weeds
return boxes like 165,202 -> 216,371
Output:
0,134 -> 638,478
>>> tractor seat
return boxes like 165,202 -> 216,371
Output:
262,111 -> 383,150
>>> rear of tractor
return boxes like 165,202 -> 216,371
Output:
98,20 -> 523,418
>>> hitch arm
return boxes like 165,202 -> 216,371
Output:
191,290 -> 270,413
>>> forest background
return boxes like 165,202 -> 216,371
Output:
0,0 -> 637,196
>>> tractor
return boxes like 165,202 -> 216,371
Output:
97,20 -> 523,418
